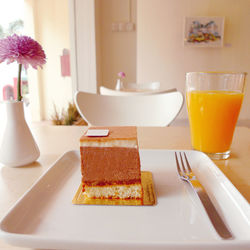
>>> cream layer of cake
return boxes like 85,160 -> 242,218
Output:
80,127 -> 142,199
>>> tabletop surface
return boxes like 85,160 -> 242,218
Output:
0,124 -> 249,250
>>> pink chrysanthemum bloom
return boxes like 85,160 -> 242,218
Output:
0,34 -> 46,69
118,71 -> 126,78
0,34 -> 46,101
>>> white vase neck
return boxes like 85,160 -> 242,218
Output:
4,101 -> 25,122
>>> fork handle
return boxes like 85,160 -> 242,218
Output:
189,180 -> 233,239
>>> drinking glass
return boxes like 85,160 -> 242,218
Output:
186,72 -> 246,160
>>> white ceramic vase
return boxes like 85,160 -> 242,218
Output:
0,101 -> 40,167
115,79 -> 124,90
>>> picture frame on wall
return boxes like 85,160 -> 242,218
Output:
184,16 -> 225,47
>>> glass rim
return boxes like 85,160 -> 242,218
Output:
186,71 -> 247,76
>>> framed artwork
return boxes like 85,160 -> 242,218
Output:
184,16 -> 225,47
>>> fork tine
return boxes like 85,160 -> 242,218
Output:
179,152 -> 187,174
175,152 -> 181,175
183,152 -> 192,174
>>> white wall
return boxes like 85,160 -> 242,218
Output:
137,0 -> 250,122
95,0 -> 137,89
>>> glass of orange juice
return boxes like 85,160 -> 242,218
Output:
186,72 -> 247,160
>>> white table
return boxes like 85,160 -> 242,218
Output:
0,124 -> 249,249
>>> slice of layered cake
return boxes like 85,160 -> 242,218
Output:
80,126 -> 143,200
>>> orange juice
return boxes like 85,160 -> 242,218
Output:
186,90 -> 244,153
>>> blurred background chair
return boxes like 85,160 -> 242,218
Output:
74,91 -> 184,127
122,81 -> 160,91
99,86 -> 177,96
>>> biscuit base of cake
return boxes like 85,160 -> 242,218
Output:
72,171 -> 156,206
83,183 -> 142,199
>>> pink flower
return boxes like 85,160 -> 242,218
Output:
118,71 -> 126,78
0,34 -> 46,101
0,34 -> 46,69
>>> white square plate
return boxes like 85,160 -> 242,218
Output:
0,150 -> 249,249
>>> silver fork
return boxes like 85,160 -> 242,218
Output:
175,151 -> 233,239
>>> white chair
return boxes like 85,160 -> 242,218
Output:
100,86 -> 177,96
74,91 -> 184,127
123,82 -> 160,90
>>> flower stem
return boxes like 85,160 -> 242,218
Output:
17,64 -> 22,101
